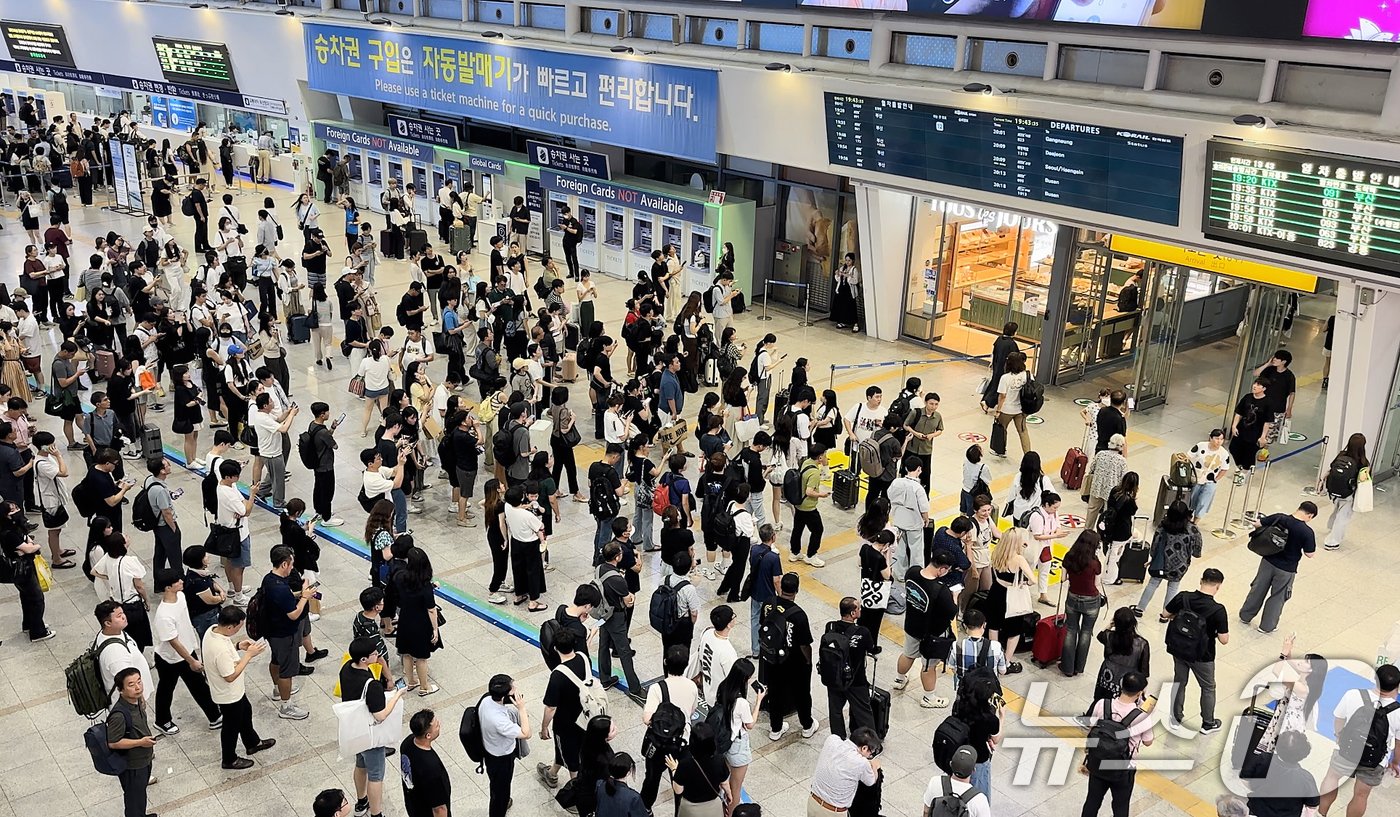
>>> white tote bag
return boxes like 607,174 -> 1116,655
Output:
734,417 -> 760,446
334,682 -> 405,760
1354,468 -> 1375,514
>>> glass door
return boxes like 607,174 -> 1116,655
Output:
1131,262 -> 1187,411
1373,365 -> 1400,483
1225,285 -> 1289,429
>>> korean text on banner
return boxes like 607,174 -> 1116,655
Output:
304,22 -> 718,164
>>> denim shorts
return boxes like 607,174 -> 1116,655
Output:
724,728 -> 752,767
229,536 -> 252,568
356,746 -> 387,781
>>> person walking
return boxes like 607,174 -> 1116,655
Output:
991,351 -> 1032,457
903,392 -> 944,492
1059,531 -> 1106,678
894,550 -> 959,708
820,596 -> 877,739
1164,568 -> 1230,734
1084,434 -> 1128,532
201,606 -> 276,769
790,443 -> 830,568
480,673 -> 533,817
1080,671 -> 1153,817
888,455 -> 930,580
1098,471 -> 1140,586
1239,501 -> 1318,634
1133,500 -> 1202,621
1317,663 -> 1400,817
979,322 -> 1020,413
1187,430 -> 1232,523
1323,433 -> 1369,551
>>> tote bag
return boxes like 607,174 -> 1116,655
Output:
1354,468 -> 1374,514
1002,575 -> 1033,618
334,681 -> 405,760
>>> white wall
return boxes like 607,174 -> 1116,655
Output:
852,184 -> 914,343
1323,283 -> 1400,466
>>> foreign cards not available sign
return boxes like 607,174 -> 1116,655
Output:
304,22 -> 717,163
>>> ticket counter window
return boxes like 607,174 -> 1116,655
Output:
900,197 -> 1057,358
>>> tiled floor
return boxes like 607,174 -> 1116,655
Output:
2,177 -> 1396,817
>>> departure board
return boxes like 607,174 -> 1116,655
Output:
0,21 -> 75,69
1203,140 -> 1400,276
152,37 -> 239,92
824,93 -> 1184,226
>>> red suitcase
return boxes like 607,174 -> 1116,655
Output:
1060,447 -> 1088,491
1030,582 -> 1068,667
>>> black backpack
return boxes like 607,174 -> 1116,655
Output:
180,194 -> 195,217
703,283 -> 721,313
927,776 -> 980,817
709,504 -> 742,552
1085,700 -> 1143,782
493,426 -> 518,467
649,577 -> 689,636
758,601 -> 793,664
1164,595 -> 1211,662
1325,454 -> 1361,499
201,456 -> 224,517
244,587 -> 269,641
70,479 -> 98,519
818,624 -> 857,690
932,715 -> 972,774
130,477 -> 159,532
1338,692 -> 1400,769
459,694 -> 489,773
1020,376 -> 1045,416
589,473 -> 620,520
297,429 -> 319,470
706,701 -> 735,755
641,682 -> 687,759
539,616 -> 562,667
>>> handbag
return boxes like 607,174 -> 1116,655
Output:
1354,468 -> 1374,513
432,331 -> 449,355
1002,575 -> 1033,618
859,576 -> 889,611
333,680 -> 405,760
204,524 -> 242,558
734,417 -> 760,445
34,553 -> 52,592
348,375 -> 366,397
554,779 -> 579,810
41,504 -> 69,529
246,337 -> 265,359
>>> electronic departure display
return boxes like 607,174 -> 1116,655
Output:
824,93 -> 1184,225
1,21 -> 75,69
1203,140 -> 1400,276
152,37 -> 239,92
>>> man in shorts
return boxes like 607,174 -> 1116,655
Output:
340,636 -> 408,817
893,550 -> 960,709
1318,663 -> 1400,817
260,545 -> 316,720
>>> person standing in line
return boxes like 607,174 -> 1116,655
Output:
480,674 -> 532,817
400,709 -> 453,817
304,403 -> 344,527
463,182 -> 485,250
894,550 -> 959,709
923,745 -> 991,817
1058,532 -> 1105,679
1186,430 -> 1232,524
596,541 -> 644,701
1253,349 -> 1297,445
1133,500 -> 1202,621
536,627 -> 590,790
1239,501 -> 1318,634
688,605 -> 739,710
1316,663 -> 1400,817
842,386 -> 886,458
888,455 -> 930,580
150,569 -> 222,734
751,334 -> 782,427
1164,568 -> 1230,734
640,645 -> 700,809
216,459 -> 260,603
1084,434 -> 1127,532
202,607 -> 275,770
1323,433 -> 1369,551
760,572 -> 817,740
261,544 -> 318,721
436,179 -> 455,244
991,351 -> 1032,457
821,596 -> 876,739
106,668 -> 157,817
1079,672 -> 1154,817
559,204 -> 583,280
903,392 -> 944,492
789,443 -> 830,568
747,524 -> 783,656
588,443 -> 625,564
340,636 -> 408,817
1229,379 -> 1274,473
709,269 -> 740,340
142,457 -> 182,573
190,178 -> 211,253
249,392 -> 298,510
808,728 -> 881,817
1098,471 -> 1140,587
1089,608 -> 1151,704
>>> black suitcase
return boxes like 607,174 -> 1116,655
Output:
140,424 -> 163,460
772,387 -> 790,424
1153,476 -> 1191,528
407,227 -> 429,257
450,224 -> 473,255
289,314 -> 311,344
832,468 -> 860,510
380,228 -> 404,260
732,292 -> 746,314
1116,515 -> 1151,583
990,418 -> 1008,456
868,685 -> 890,738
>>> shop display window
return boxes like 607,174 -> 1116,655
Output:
900,196 -> 1057,358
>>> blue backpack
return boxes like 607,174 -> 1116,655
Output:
85,709 -> 130,775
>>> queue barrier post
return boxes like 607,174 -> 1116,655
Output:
1229,467 -> 1258,531
1212,473 -> 1242,540
1299,435 -> 1332,497
757,280 -> 774,322
1245,459 -> 1271,523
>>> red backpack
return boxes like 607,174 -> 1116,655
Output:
652,473 -> 673,515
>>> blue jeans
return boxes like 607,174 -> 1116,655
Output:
747,490 -> 768,529
1061,593 -> 1102,676
1137,575 -> 1181,614
750,596 -> 765,655
633,499 -> 654,550
392,489 -> 408,532
1189,481 -> 1218,518
971,759 -> 992,803
593,516 -> 615,565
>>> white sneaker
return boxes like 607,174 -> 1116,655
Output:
269,683 -> 302,700
788,552 -> 804,563
230,591 -> 250,606
801,723 -> 819,738
324,517 -> 346,527
891,676 -> 908,691
407,504 -> 424,514
278,702 -> 309,720
768,723 -> 789,741
805,556 -> 826,568
190,459 -> 207,470
309,613 -> 321,622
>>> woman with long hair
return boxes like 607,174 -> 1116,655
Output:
665,721 -> 730,817
394,546 -> 441,696
482,479 -> 511,604
575,715 -> 618,817
720,369 -> 750,442
986,527 -> 1036,673
678,291 -> 705,380
950,654 -> 1005,799
812,389 -> 841,452
256,312 -> 289,395
1324,432 -> 1370,550
1058,530 -> 1104,678
857,528 -> 895,637
595,753 -> 645,817
1091,606 -> 1151,703
358,338 -> 393,435
548,386 -> 585,501
504,483 -> 547,611
1134,499 -> 1202,621
364,497 -> 396,587
961,444 -> 991,516
714,657 -> 765,810
529,451 -> 561,537
1100,471 -> 1140,585
311,284 -> 336,370
1251,636 -> 1328,758
92,533 -> 152,648
1005,451 -> 1052,522
170,365 -> 205,467
0,503 -> 52,641
963,494 -> 999,615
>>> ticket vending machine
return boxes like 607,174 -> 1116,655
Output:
388,159 -> 406,199
431,165 -> 446,228
660,219 -> 683,259
577,199 -> 599,272
345,148 -> 366,209
687,224 -> 714,294
547,192 -> 570,260
367,152 -> 385,210
630,213 -> 657,276
411,163 -> 429,218
602,204 -> 627,277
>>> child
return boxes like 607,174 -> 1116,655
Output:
280,499 -> 321,620
947,609 -> 1008,689
354,586 -> 397,688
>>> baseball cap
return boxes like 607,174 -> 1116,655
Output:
512,357 -> 529,370
950,745 -> 978,778
227,344 -> 245,356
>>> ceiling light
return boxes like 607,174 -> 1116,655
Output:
1233,114 -> 1275,129
765,62 -> 813,73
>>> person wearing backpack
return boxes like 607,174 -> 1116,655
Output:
1133,500 -> 1202,622
596,541 -> 645,701
537,627 -> 595,790
588,443 -> 625,565
1080,671 -> 1153,817
1323,433 -> 1369,552
747,524 -> 784,655
820,596 -> 876,739
104,666 -> 158,817
1239,501 -> 1318,635
1317,663 -> 1400,817
479,674 -> 534,817
863,416 -> 904,513
1163,568 -> 1230,734
656,552 -> 702,654
759,572 -> 816,740
640,645 -> 700,808
790,443 -> 831,568
921,745 -> 990,817
304,402 -> 345,527
991,351 -> 1032,458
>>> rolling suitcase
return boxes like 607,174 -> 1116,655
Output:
529,418 -> 553,454
94,348 -> 116,380
560,353 -> 578,382
1116,515 -> 1151,583
772,387 -> 790,425
832,468 -> 860,510
141,424 -> 163,460
867,656 -> 890,738
1030,583 -> 1067,667
989,418 -> 1007,456
289,314 -> 311,344
1152,476 -> 1191,528
380,228 -> 404,260
1060,447 -> 1088,491
450,225 -> 473,255
406,227 -> 429,257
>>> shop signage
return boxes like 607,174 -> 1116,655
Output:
527,139 -> 611,181
0,59 -> 287,114
925,197 -> 1056,234
539,169 -> 705,224
825,92 -> 1184,226
313,122 -> 431,162
388,113 -> 459,149
0,21 -> 75,69
469,155 -> 506,175
1203,139 -> 1400,278
1109,234 -> 1318,293
152,37 -> 239,93
304,22 -> 718,163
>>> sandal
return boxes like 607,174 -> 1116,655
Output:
59,549 -> 76,558
527,603 -> 548,612
51,559 -> 77,569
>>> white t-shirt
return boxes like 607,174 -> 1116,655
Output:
153,597 -> 200,665
202,629 -> 245,705
756,350 -> 772,383
33,455 -> 66,512
921,775 -> 991,817
89,543 -> 110,601
730,697 -> 753,741
363,466 -> 396,500
504,503 -> 544,544
216,483 -> 251,539
604,411 -> 628,445
689,627 -> 738,706
250,410 -> 283,458
1006,476 -> 1054,522
1333,689 -> 1400,752
359,355 -> 393,392
96,553 -> 146,604
95,631 -> 153,702
998,371 -> 1029,415
644,676 -> 699,739
846,402 -> 886,442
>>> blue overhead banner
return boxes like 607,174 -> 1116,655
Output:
304,22 -> 718,163
527,140 -> 612,181
468,155 -> 506,175
387,113 -> 459,150
539,170 -> 705,224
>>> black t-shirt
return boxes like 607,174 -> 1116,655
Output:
858,543 -> 887,584
825,620 -> 873,682
1096,407 -> 1127,452
1257,513 -> 1317,572
650,262 -> 667,298
1247,760 -> 1320,817
673,754 -> 730,803
543,652 -> 588,728
1164,590 -> 1229,662
763,598 -> 813,665
509,205 -> 530,235
547,605 -> 590,669
420,254 -> 445,286
183,570 -> 218,619
561,217 -> 582,247
600,567 -> 630,619
400,737 -> 452,817
1257,367 -> 1297,415
903,567 -> 958,639
108,373 -> 136,416
1234,394 -> 1272,440
737,447 -> 766,491
450,428 -> 480,471
190,188 -> 207,220
660,527 -> 694,569
339,663 -> 387,711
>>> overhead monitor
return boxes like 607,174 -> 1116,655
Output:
0,20 -> 75,68
152,36 -> 239,92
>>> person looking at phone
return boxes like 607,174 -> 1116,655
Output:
84,446 -> 134,533
262,544 -> 317,721
304,402 -> 344,527
340,636 -> 409,817
216,458 -> 260,603
106,666 -> 157,817
480,673 -> 533,817
202,605 -> 276,769
810,727 -> 882,817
